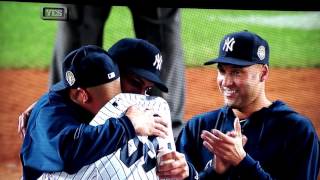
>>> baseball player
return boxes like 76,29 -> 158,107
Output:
20,39 -> 178,179
39,93 -> 175,179
159,30 -> 320,179
20,45 -> 170,180
18,38 -> 170,137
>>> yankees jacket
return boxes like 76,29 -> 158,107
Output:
20,90 -> 136,180
176,100 -> 320,180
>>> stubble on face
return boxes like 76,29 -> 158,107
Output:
218,64 -> 263,110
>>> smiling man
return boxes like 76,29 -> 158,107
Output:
158,30 -> 320,180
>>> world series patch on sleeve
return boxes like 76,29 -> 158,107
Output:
39,93 -> 175,180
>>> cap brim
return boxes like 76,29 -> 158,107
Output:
204,57 -> 257,66
129,68 -> 168,93
50,81 -> 69,92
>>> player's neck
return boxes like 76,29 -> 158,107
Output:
233,96 -> 271,120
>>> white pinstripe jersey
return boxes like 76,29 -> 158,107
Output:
38,93 -> 175,180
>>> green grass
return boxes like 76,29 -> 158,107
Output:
0,2 -> 319,69
0,2 -> 58,68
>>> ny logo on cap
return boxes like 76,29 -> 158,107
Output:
223,37 -> 235,52
153,53 -> 162,70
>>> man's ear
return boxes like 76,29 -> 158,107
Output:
260,64 -> 269,82
69,88 -> 89,104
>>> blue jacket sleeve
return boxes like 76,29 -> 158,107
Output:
233,115 -> 320,180
176,114 -> 226,180
176,117 -> 200,180
22,103 -> 136,174
62,116 -> 136,173
279,115 -> 319,180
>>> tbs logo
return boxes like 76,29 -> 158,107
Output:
41,7 -> 68,20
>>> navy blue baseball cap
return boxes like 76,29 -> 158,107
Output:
51,45 -> 120,91
204,30 -> 269,66
108,38 -> 168,92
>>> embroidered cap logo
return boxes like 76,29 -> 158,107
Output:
153,53 -> 163,70
257,45 -> 266,60
223,37 -> 236,52
65,71 -> 75,86
108,72 -> 115,79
